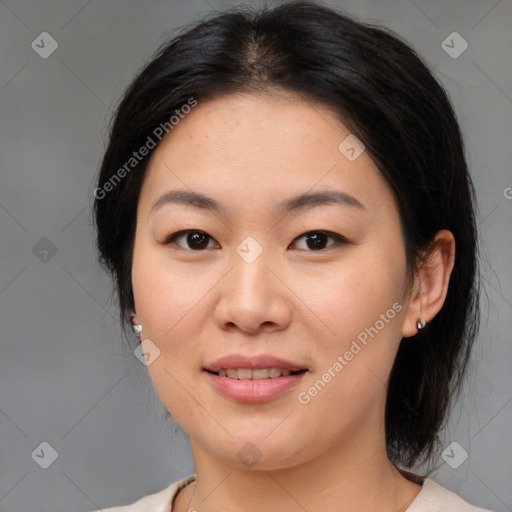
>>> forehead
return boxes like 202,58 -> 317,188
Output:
139,92 -> 397,220
153,91 -> 351,164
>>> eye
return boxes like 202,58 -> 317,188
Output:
162,230 -> 219,251
290,230 -> 346,251
161,229 -> 346,252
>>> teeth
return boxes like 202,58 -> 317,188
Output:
252,369 -> 269,380
227,369 -> 238,379
217,368 -> 294,380
269,368 -> 285,378
238,368 -> 252,380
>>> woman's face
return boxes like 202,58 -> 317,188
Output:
132,92 -> 413,469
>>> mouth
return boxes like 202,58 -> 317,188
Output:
202,355 -> 310,402
204,368 -> 308,380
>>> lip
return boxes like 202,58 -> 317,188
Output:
203,353 -> 310,403
204,370 -> 309,403
203,354 -> 308,373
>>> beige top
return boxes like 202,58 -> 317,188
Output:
95,473 -> 493,511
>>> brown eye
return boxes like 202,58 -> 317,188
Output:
163,230 -> 218,250
162,229 -> 346,252
291,230 -> 345,251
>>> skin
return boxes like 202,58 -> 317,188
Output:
131,91 -> 455,512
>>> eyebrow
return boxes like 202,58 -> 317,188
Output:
150,189 -> 365,216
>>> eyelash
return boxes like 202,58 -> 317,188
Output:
161,229 -> 347,252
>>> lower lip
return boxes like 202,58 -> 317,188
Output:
204,371 -> 308,403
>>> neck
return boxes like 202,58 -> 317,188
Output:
176,414 -> 422,512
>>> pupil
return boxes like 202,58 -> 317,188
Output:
188,232 -> 208,250
307,232 -> 327,250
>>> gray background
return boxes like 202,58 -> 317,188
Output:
0,0 -> 511,511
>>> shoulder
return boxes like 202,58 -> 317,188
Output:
408,478 -> 494,512
89,474 -> 195,512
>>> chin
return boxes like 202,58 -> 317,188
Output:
197,432 -> 315,471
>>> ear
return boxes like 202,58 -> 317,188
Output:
402,229 -> 456,338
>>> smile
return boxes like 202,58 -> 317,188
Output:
209,368 -> 306,380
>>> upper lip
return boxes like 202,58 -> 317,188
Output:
204,354 -> 308,373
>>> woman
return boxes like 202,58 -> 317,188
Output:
92,2 -> 491,510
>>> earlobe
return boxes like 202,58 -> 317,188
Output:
401,229 -> 456,338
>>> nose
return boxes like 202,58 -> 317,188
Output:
212,246 -> 292,334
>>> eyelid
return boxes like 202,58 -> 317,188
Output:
161,229 -> 347,251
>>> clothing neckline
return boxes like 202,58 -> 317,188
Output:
169,471 -> 429,511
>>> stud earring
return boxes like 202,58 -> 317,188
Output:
131,314 -> 142,338
416,318 -> 428,331
132,323 -> 142,337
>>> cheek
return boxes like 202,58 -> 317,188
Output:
297,242 -> 407,407
132,234 -> 211,335
131,245 -> 211,427
302,249 -> 406,347
294,274 -> 405,436
131,240 -> 211,394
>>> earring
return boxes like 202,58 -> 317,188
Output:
416,318 -> 428,331
131,314 -> 142,338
